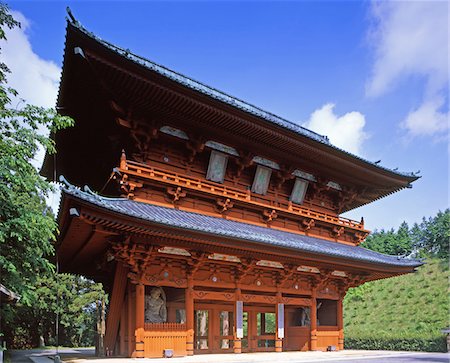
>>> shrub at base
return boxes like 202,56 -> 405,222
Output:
345,336 -> 447,353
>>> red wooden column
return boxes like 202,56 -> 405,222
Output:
234,287 -> 243,354
127,284 -> 134,357
104,263 -> 128,356
310,287 -> 318,351
135,283 -> 145,358
185,277 -> 194,356
337,295 -> 344,350
275,291 -> 283,352
119,300 -> 127,355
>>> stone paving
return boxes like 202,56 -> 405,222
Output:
57,350 -> 448,363
10,349 -> 450,363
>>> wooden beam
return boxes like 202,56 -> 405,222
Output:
104,262 -> 128,355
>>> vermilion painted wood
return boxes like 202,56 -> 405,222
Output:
104,263 -> 128,355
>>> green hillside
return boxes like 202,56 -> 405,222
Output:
344,259 -> 449,352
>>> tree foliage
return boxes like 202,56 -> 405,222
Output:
361,209 -> 449,260
0,3 -> 73,304
3,274 -> 107,348
412,210 -> 449,260
0,5 -> 108,350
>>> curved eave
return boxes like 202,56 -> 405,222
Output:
62,21 -> 418,184
44,19 -> 419,213
58,185 -> 423,276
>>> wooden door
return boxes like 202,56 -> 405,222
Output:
249,307 -> 276,352
194,309 -> 210,353
194,302 -> 235,354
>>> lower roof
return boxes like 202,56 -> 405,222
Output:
60,180 -> 422,270
0,284 -> 20,304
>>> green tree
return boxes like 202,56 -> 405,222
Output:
0,4 -> 73,304
362,225 -> 412,256
3,274 -> 107,348
411,209 -> 449,260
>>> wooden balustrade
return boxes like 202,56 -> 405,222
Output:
119,160 -> 366,232
145,322 -> 186,331
141,323 -> 187,358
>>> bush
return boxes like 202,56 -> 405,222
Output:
345,335 -> 447,352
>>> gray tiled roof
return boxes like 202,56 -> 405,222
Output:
62,182 -> 422,268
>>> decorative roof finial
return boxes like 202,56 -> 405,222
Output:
59,175 -> 72,188
120,149 -> 127,169
66,7 -> 79,26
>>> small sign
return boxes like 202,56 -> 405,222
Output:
251,165 -> 272,195
290,178 -> 308,204
236,301 -> 244,339
277,303 -> 284,339
206,150 -> 228,183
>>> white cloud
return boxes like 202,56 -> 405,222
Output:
0,10 -> 60,108
402,96 -> 448,137
0,10 -> 62,214
366,1 -> 449,138
302,103 -> 368,156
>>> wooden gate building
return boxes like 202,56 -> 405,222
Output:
43,15 -> 422,358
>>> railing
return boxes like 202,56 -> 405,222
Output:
145,322 -> 186,331
120,159 -> 366,232
142,323 -> 187,358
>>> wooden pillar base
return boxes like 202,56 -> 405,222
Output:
338,337 -> 344,350
186,330 -> 194,356
275,338 -> 282,352
310,335 -> 318,351
135,341 -> 144,358
233,339 -> 242,353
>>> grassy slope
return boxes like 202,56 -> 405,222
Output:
344,259 -> 449,340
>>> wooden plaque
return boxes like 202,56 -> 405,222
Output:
206,150 -> 228,183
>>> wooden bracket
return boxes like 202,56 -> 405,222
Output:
129,119 -> 159,162
119,174 -> 143,199
278,264 -> 297,285
235,258 -> 256,282
186,251 -> 208,278
274,166 -> 295,191
110,240 -> 159,283
353,231 -> 368,245
216,198 -> 234,214
306,177 -> 330,201
263,209 -> 278,224
331,226 -> 345,238
185,137 -> 205,164
301,218 -> 315,231
232,151 -> 254,181
334,186 -> 358,213
166,186 -> 186,205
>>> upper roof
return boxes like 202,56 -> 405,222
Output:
61,179 -> 422,270
65,15 -> 415,179
43,12 -> 419,212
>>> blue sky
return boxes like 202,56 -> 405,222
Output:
5,1 -> 449,231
